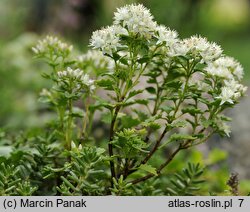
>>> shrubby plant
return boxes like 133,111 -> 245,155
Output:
0,4 -> 247,195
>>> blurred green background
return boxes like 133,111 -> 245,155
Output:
0,0 -> 250,194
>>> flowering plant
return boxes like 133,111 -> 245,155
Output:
0,4 -> 247,196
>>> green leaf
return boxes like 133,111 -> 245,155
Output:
115,69 -> 128,80
160,106 -> 174,113
146,87 -> 156,94
169,120 -> 188,128
133,110 -> 149,122
165,80 -> 182,89
112,52 -> 121,61
101,112 -> 111,124
41,72 -> 52,79
90,97 -> 114,111
182,107 -> 202,116
120,116 -> 140,128
71,107 -> 84,118
194,63 -> 206,71
38,96 -> 51,104
119,57 -> 128,65
127,89 -> 144,99
201,117 -> 213,128
96,79 -> 114,90
136,99 -> 149,105
138,164 -> 157,176
137,56 -> 150,64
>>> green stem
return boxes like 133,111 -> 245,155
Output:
108,105 -> 121,186
65,98 -> 73,150
81,96 -> 90,138
130,144 -> 183,184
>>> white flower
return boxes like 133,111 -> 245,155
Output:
71,140 -> 76,149
172,36 -> 208,56
188,75 -> 211,92
233,64 -> 244,80
89,25 -> 125,54
168,41 -> 190,57
155,25 -> 178,46
200,42 -> 222,63
224,79 -> 247,98
204,63 -> 232,79
205,56 -> 244,80
186,36 -> 222,61
217,86 -> 235,105
71,141 -> 83,150
32,36 -> 73,56
113,4 -> 157,39
221,122 -> 231,137
214,56 -> 243,80
77,50 -> 114,73
217,79 -> 247,105
57,67 -> 95,93
168,35 -> 222,62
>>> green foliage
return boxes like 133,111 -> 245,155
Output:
57,146 -> 107,195
166,163 -> 205,196
112,129 -> 148,159
0,163 -> 37,196
111,176 -> 133,196
0,3 -> 248,196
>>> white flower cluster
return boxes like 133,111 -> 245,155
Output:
203,56 -> 246,105
90,4 -> 170,54
77,50 -> 114,72
90,4 -> 223,65
89,26 -> 126,54
32,36 -> 73,57
217,79 -> 247,105
89,3 -> 247,107
205,56 -> 243,80
155,25 -> 178,46
214,115 -> 232,137
57,67 -> 95,93
113,4 -> 157,38
169,35 -> 222,62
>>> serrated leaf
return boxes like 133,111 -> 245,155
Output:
120,116 -> 140,128
119,57 -> 128,65
201,118 -> 213,128
160,105 -> 174,113
112,52 -> 121,61
182,107 -> 202,116
165,80 -> 182,89
134,99 -> 149,105
170,120 -> 188,128
96,79 -> 114,90
138,56 -> 150,64
139,164 -> 157,176
127,89 -> 144,99
146,87 -> 156,94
